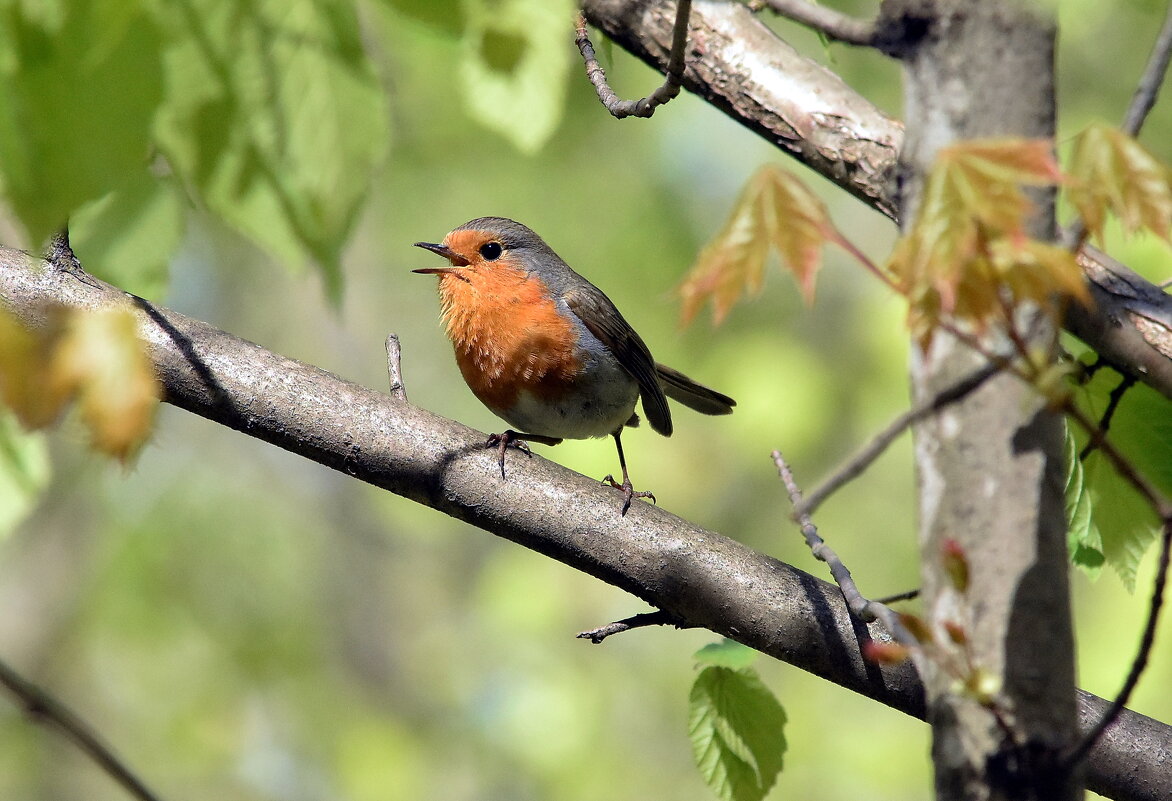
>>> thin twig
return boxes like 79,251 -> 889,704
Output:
1121,2 -> 1172,137
576,610 -> 689,643
386,333 -> 407,402
1064,514 -> 1172,769
796,362 -> 1004,518
1079,373 -> 1136,461
774,451 -> 871,619
772,451 -> 916,645
574,0 -> 691,119
874,588 -> 920,605
0,656 -> 164,801
1065,401 -> 1168,515
755,0 -> 877,46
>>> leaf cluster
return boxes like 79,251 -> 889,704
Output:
0,304 -> 158,462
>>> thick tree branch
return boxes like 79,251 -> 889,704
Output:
580,0 -> 1172,402
0,250 -> 1167,801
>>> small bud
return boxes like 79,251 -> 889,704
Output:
863,641 -> 911,665
942,538 -> 970,593
943,621 -> 968,646
899,613 -> 935,644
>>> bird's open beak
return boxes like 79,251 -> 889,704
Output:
412,242 -> 470,273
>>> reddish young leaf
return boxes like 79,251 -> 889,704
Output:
888,139 -> 1080,347
679,164 -> 837,325
1067,123 -> 1172,243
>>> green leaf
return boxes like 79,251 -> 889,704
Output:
1073,372 -> 1170,590
153,0 -> 390,301
689,667 -> 787,801
70,173 -> 183,300
460,0 -> 574,153
0,0 -> 163,244
1064,425 -> 1104,576
0,411 -> 50,539
694,639 -> 759,670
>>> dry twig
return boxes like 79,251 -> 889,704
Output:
574,0 -> 691,118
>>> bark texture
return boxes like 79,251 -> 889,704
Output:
891,2 -> 1080,799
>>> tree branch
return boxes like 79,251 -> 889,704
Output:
580,0 -> 1172,403
755,0 -> 878,46
1121,2 -> 1172,137
796,362 -> 1003,518
0,250 -> 1167,801
0,655 -> 163,801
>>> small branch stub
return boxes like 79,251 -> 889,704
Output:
386,333 -> 407,402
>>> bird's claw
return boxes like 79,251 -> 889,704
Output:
601,474 -> 656,516
486,431 -> 532,478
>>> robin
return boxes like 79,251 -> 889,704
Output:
413,217 -> 735,515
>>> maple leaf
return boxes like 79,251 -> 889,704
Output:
1067,123 -> 1172,243
679,164 -> 838,325
888,139 -> 1082,347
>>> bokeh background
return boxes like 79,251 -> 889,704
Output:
1,1 -> 1170,800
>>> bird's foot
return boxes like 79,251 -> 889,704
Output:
601,474 -> 656,516
486,430 -> 531,479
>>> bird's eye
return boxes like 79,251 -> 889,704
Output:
479,241 -> 503,261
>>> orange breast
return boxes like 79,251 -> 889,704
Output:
435,265 -> 582,416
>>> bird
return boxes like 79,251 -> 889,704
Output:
413,217 -> 735,515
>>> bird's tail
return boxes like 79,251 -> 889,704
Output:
655,363 -> 736,416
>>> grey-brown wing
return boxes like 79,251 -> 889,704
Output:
564,286 -> 673,437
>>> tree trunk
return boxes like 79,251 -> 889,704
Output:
890,2 -> 1081,799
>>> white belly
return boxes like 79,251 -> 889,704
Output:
497,353 -> 639,439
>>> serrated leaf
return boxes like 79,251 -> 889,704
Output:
0,411 -> 50,540
0,0 -> 163,244
694,639 -> 759,670
888,139 -> 1073,347
689,667 -> 786,801
1074,374 -> 1169,589
1067,123 -> 1172,243
460,0 -> 573,153
51,308 -> 160,462
70,173 -> 183,300
1064,424 -> 1104,577
153,0 -> 389,300
679,164 -> 836,325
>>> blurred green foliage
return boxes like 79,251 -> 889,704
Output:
0,1 -> 1169,800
